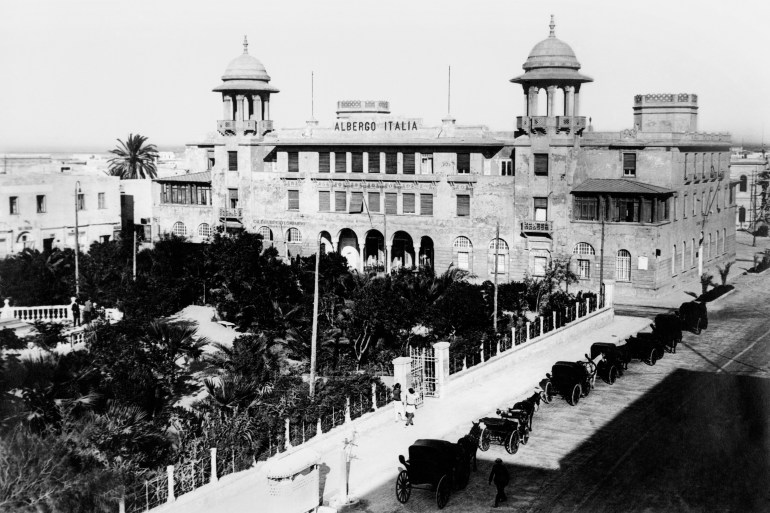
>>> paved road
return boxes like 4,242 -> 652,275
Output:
352,271 -> 770,513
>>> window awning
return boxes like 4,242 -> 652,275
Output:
223,220 -> 243,230
571,179 -> 674,195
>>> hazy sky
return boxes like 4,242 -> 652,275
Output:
1,0 -> 768,152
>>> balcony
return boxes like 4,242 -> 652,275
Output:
521,220 -> 553,233
217,120 -> 274,136
516,116 -> 586,134
219,207 -> 243,219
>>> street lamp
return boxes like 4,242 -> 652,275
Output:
74,181 -> 81,297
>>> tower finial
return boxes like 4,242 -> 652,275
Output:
243,35 -> 248,54
549,15 -> 555,37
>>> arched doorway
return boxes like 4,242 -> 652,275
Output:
338,228 -> 360,270
419,236 -> 434,269
319,230 -> 333,254
391,231 -> 415,270
364,229 -> 385,272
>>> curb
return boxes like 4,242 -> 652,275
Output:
708,287 -> 736,304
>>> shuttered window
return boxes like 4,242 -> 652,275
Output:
335,152 -> 346,173
350,192 -> 363,213
228,151 -> 238,171
335,191 -> 347,212
368,192 -> 380,213
288,152 -> 299,172
288,190 -> 299,211
385,193 -> 397,214
319,191 -> 330,211
420,194 -> 433,216
368,151 -> 380,173
386,152 -> 397,174
403,153 -> 416,174
623,153 -> 636,176
352,152 -> 363,173
534,154 -> 548,176
456,195 -> 470,217
319,152 -> 330,173
457,153 -> 470,174
403,193 -> 415,214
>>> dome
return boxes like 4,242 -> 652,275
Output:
523,37 -> 580,71
213,36 -> 279,94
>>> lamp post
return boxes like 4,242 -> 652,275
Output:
309,233 -> 321,399
74,181 -> 81,297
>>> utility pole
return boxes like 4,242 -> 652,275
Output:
132,228 -> 137,281
74,181 -> 81,297
599,216 -> 605,306
309,234 -> 321,399
493,222 -> 499,332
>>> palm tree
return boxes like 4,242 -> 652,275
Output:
107,134 -> 159,179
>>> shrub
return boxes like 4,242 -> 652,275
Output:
717,262 -> 733,286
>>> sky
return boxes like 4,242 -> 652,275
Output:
1,0 -> 768,152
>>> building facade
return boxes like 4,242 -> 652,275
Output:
730,149 -> 769,232
173,22 -> 736,300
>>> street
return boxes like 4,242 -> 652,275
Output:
352,269 -> 770,513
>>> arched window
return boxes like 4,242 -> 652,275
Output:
172,222 -> 187,237
286,227 -> 302,243
488,238 -> 509,275
739,175 -> 748,192
672,245 -> 677,276
616,249 -> 631,282
738,206 -> 746,223
572,242 -> 596,255
258,226 -> 274,241
197,223 -> 211,238
453,236 -> 473,271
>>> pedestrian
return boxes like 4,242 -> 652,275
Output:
71,300 -> 81,327
392,383 -> 405,422
489,458 -> 510,507
404,387 -> 417,427
83,298 -> 93,324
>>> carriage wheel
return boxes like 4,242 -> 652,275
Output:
396,470 -> 411,503
569,384 -> 581,406
436,474 -> 451,509
479,428 -> 491,451
506,431 -> 520,454
542,382 -> 553,404
608,366 -> 617,385
649,348 -> 658,366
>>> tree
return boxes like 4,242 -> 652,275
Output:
107,134 -> 159,179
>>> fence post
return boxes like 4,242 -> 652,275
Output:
526,322 -> 531,343
371,382 -> 378,411
511,327 -> 515,346
585,298 -> 590,314
565,306 -> 569,324
495,339 -> 500,355
344,397 -> 352,423
539,316 -> 544,336
603,279 -> 615,309
479,340 -> 485,363
432,341 -> 450,398
210,448 -> 218,483
462,356 -> 467,371
553,311 -> 557,330
317,418 -> 323,436
166,465 -> 175,503
119,497 -> 125,513
284,418 -> 292,450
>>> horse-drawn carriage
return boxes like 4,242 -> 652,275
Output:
623,332 -> 666,365
476,408 -> 530,455
396,439 -> 473,509
679,301 -> 708,334
590,342 -> 628,384
545,359 -> 596,406
653,313 -> 683,353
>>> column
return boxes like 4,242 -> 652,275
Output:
392,356 -> 412,391
528,86 -> 539,116
523,90 -> 529,116
564,85 -> 574,117
253,95 -> 263,121
386,243 -> 393,273
574,86 -> 581,116
414,244 -> 421,269
546,85 -> 556,117
264,97 -> 270,120
223,96 -> 233,120
432,341 -> 450,398
235,95 -> 244,121
358,244 -> 364,273
241,95 -> 249,122
332,236 -> 339,252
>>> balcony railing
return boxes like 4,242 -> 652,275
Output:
521,220 -> 553,233
219,208 -> 243,218
217,120 -> 273,136
516,116 -> 586,134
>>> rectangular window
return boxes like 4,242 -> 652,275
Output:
350,191 -> 364,213
9,196 -> 19,215
623,153 -> 637,177
534,154 -> 549,176
673,195 -> 678,221
288,190 -> 299,211
98,192 -> 105,209
335,152 -> 346,173
100,235 -> 110,243
36,195 -> 46,213
335,191 -> 347,212
403,153 -> 416,174
368,192 -> 380,213
77,193 -> 85,211
403,193 -> 415,214
228,151 -> 238,171
456,194 -> 470,217
207,149 -> 215,170
229,188 -> 239,208
319,191 -> 330,211
729,184 -> 735,204
534,197 -> 548,221
421,154 -> 433,174
352,152 -> 363,173
500,159 -> 513,176
420,194 -> 433,216
385,152 -> 397,174
368,151 -> 380,173
641,197 -> 653,223
319,152 -> 330,173
573,197 -> 598,221
457,252 -> 470,270
533,256 -> 548,277
198,187 -> 211,205
683,195 -> 688,218
457,153 -> 470,174
577,259 -> 590,279
288,151 -> 299,172
385,193 -> 397,215
613,197 -> 640,222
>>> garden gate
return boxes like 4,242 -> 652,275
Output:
409,346 -> 438,406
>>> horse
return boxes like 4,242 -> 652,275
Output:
511,390 -> 542,431
458,421 -> 481,471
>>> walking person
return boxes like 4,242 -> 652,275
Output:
71,300 -> 81,327
489,458 -> 510,507
404,387 -> 417,427
83,298 -> 93,324
392,383 -> 406,423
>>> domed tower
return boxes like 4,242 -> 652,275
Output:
511,16 -> 592,135
213,37 -> 279,137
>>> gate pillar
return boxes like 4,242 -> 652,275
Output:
392,356 -> 412,391
432,341 -> 450,399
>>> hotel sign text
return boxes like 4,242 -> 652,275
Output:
334,120 -> 419,132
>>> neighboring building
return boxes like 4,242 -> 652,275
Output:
175,22 -> 735,299
0,169 -> 121,256
730,148 -> 769,232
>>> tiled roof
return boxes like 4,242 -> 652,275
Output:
155,171 -> 211,184
571,178 -> 674,195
